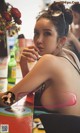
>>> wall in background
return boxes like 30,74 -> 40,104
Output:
6,0 -> 45,39
5,0 -> 79,39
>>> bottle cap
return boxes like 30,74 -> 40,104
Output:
18,34 -> 25,39
9,45 -> 13,50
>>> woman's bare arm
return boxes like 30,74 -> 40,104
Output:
0,54 -> 58,106
12,55 -> 54,98
20,55 -> 29,77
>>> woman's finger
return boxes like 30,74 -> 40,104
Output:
22,48 -> 39,59
21,55 -> 36,62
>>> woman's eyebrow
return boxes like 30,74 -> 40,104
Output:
43,29 -> 52,31
34,28 -> 54,32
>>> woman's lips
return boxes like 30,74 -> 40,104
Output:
37,47 -> 44,51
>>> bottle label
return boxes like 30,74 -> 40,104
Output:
11,67 -> 16,78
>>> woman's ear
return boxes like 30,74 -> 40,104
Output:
58,37 -> 67,47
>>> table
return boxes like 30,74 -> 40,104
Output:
0,57 -> 46,133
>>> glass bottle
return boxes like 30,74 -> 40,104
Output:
8,51 -> 17,84
13,35 -> 20,63
18,34 -> 25,54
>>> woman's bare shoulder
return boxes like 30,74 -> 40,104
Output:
39,54 -> 64,66
37,54 -> 64,76
39,54 -> 58,63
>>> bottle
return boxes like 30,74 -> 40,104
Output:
13,34 -> 20,63
9,45 -> 13,54
18,34 -> 25,54
8,51 -> 17,84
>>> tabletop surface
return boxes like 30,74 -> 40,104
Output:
0,57 -> 46,133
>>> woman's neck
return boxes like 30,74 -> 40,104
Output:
56,49 -> 64,57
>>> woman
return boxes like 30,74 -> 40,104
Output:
20,3 -> 80,114
0,2 -> 80,117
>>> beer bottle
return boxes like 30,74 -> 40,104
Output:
8,51 -> 17,84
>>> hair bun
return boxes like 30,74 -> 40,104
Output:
48,2 -> 73,25
64,9 -> 73,24
48,2 -> 65,12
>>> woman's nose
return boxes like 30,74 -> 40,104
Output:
36,35 -> 43,44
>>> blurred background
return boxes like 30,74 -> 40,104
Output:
5,0 -> 79,39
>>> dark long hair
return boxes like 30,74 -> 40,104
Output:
36,2 -> 73,38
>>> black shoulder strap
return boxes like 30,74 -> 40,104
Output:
61,56 -> 80,75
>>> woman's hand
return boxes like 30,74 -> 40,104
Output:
20,45 -> 39,63
19,45 -> 39,77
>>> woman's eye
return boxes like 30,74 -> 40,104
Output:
34,31 -> 39,37
44,32 -> 51,36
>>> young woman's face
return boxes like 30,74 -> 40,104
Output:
33,18 -> 60,55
